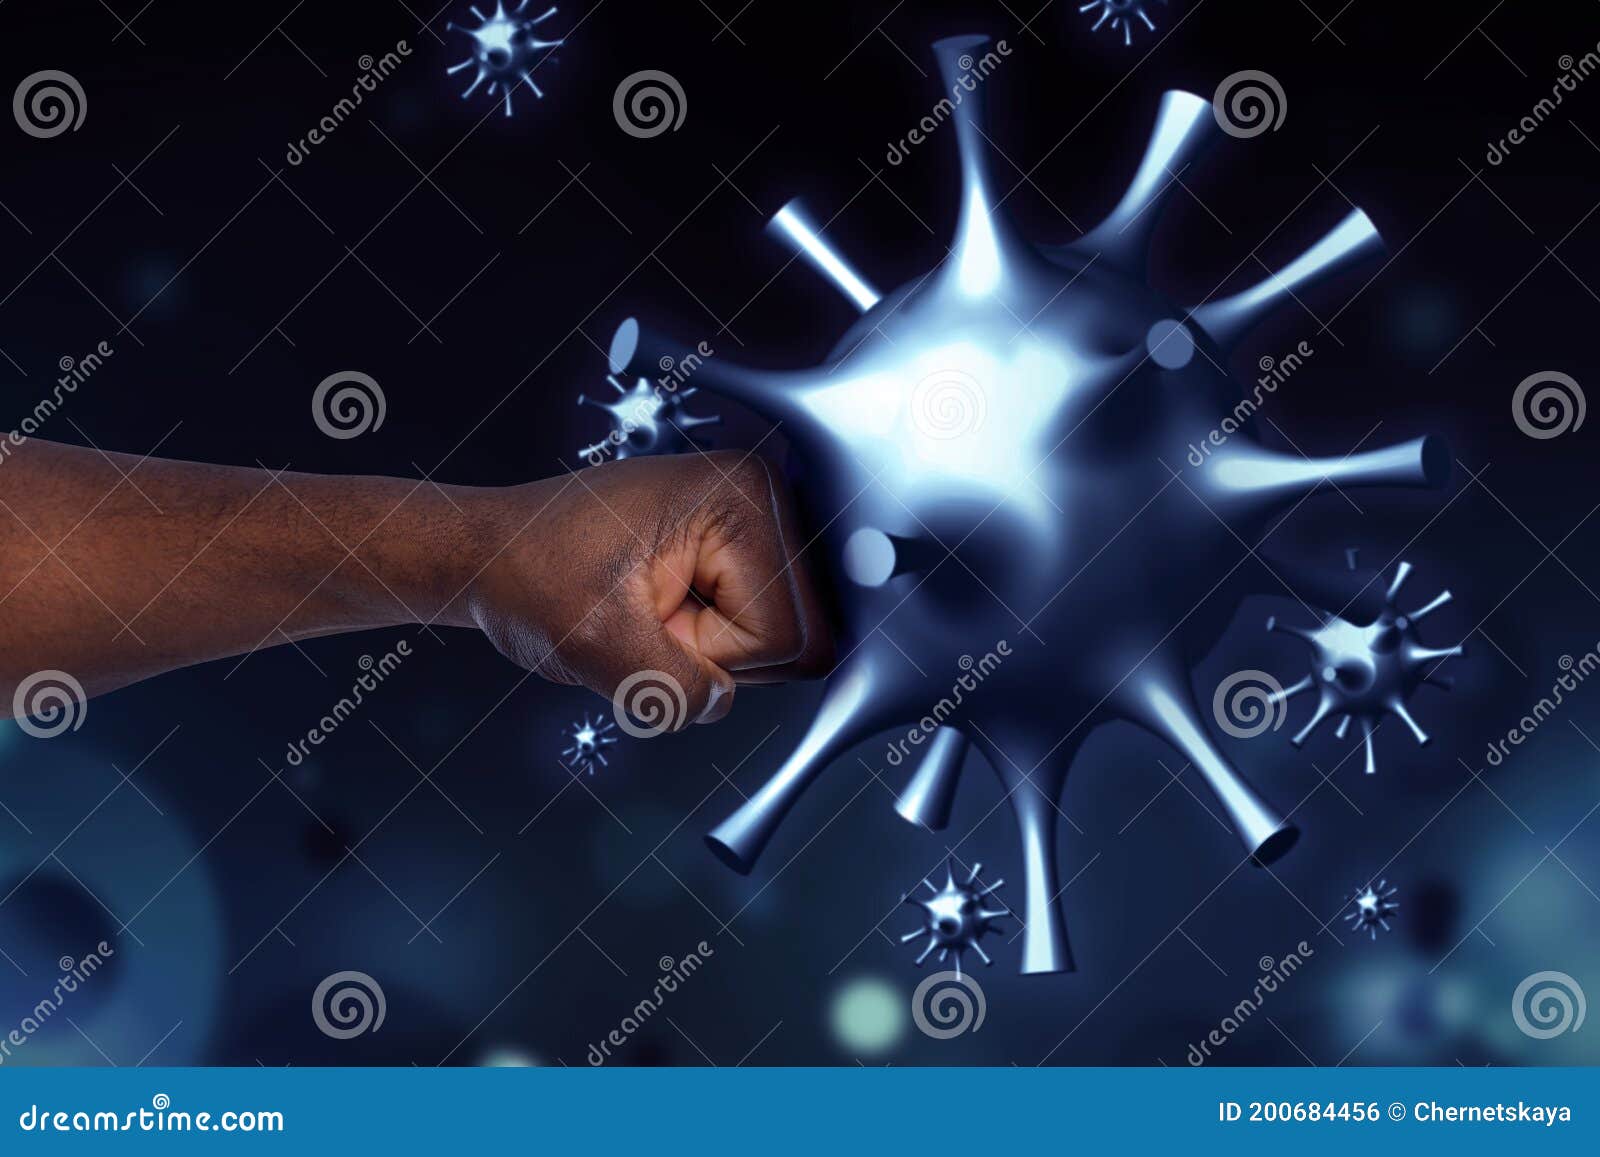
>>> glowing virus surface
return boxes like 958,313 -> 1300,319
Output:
446,1 -> 563,116
1346,879 -> 1400,939
1079,0 -> 1168,46
578,374 -> 719,463
610,36 -> 1451,974
1268,553 -> 1463,775
901,860 -> 1008,975
561,712 -> 617,776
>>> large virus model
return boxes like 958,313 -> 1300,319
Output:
1079,0 -> 1168,45
1345,879 -> 1400,940
608,36 -> 1451,973
578,373 -> 719,463
901,860 -> 1009,975
1268,552 -> 1463,775
446,1 -> 563,116
561,712 -> 617,776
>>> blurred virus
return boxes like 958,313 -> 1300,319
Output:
612,35 -> 1451,974
829,976 -> 907,1056
561,712 -> 617,775
578,374 -> 719,463
1079,0 -> 1168,46
1345,879 -> 1400,940
446,1 -> 563,116
901,860 -> 1008,975
1269,553 -> 1463,774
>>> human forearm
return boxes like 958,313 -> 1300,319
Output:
0,439 -> 494,705
0,442 -> 831,722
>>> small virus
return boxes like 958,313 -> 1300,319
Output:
1269,552 -> 1464,775
900,860 -> 1009,975
578,374 -> 719,462
1345,879 -> 1400,940
1079,0 -> 1168,46
561,713 -> 617,775
446,1 -> 563,117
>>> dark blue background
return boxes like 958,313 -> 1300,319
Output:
0,0 -> 1596,1066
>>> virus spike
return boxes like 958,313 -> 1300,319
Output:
1360,718 -> 1376,774
1269,673 -> 1316,702
1410,642 -> 1465,667
1405,589 -> 1453,623
767,200 -> 882,312
1266,616 -> 1321,646
899,928 -> 924,944
1335,715 -> 1351,739
932,35 -> 1024,297
608,317 -> 811,426
1071,91 -> 1215,269
705,660 -> 896,873
894,726 -> 969,830
915,939 -> 937,964
1209,435 -> 1451,504
1385,560 -> 1413,603
1009,786 -> 1074,973
1291,696 -> 1335,747
1389,700 -> 1430,745
1126,674 -> 1298,865
1191,209 -> 1383,348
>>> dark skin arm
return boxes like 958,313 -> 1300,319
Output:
0,440 -> 833,723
